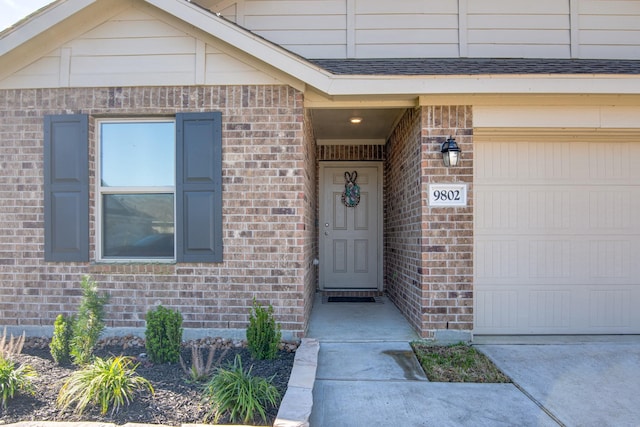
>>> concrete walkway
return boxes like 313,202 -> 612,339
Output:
307,295 -> 557,427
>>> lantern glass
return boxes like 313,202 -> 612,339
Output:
441,137 -> 461,167
448,150 -> 459,167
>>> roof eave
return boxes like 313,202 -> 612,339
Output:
323,74 -> 640,96
0,0 -> 97,57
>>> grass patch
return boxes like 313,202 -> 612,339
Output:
411,342 -> 510,383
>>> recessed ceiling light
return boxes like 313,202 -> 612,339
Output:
350,117 -> 363,124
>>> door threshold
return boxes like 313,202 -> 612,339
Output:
319,289 -> 383,295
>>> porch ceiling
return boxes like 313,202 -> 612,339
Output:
310,108 -> 406,145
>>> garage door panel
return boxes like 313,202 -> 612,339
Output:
475,289 -> 519,332
476,285 -> 640,334
476,239 -> 520,280
477,141 -> 577,184
588,142 -> 633,182
528,290 -> 572,329
475,137 -> 640,334
588,239 -> 633,280
528,240 -> 573,279
478,187 -> 639,235
589,289 -> 631,329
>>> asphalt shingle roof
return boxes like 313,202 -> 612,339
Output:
308,58 -> 640,75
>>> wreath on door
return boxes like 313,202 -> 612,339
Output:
341,171 -> 360,208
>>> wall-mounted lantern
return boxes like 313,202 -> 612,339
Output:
441,136 -> 461,167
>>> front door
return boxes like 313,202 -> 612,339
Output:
319,162 -> 382,290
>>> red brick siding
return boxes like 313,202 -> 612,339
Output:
0,86 -> 311,338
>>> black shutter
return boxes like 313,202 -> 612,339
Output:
44,114 -> 89,262
176,112 -> 223,262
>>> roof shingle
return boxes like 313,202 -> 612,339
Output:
309,58 -> 640,76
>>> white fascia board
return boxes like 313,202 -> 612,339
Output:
0,0 -> 97,56
325,74 -> 640,96
143,0 -> 334,89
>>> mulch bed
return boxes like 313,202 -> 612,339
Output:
0,337 -> 296,426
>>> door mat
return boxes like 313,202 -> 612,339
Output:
327,296 -> 376,303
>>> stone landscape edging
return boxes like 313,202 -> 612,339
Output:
3,338 -> 320,427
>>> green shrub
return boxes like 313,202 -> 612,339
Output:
0,355 -> 36,410
202,354 -> 279,425
50,314 -> 73,364
70,276 -> 110,365
57,355 -> 154,415
145,305 -> 183,363
246,299 -> 281,360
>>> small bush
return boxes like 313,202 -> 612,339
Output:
0,328 -> 25,361
202,354 -> 279,425
70,276 -> 110,365
179,345 -> 228,382
246,299 -> 281,360
50,314 -> 73,364
0,355 -> 36,410
145,305 -> 183,364
57,355 -> 154,415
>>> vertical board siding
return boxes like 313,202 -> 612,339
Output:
213,0 -> 640,59
578,0 -> 640,59
5,0 -> 640,88
0,5 -> 283,89
466,0 -> 570,58
242,0 -> 347,57
353,0 -> 459,58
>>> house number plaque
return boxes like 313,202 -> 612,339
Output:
428,183 -> 468,207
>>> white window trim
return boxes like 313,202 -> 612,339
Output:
96,118 -> 177,263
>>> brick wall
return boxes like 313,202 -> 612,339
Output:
301,107 -> 318,333
420,106 -> 474,336
0,85 -> 311,339
384,107 -> 424,333
385,106 -> 474,338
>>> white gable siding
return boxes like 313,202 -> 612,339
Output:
243,0 -> 348,58
210,0 -> 640,59
577,0 -> 640,59
466,0 -> 571,58
355,1 -> 459,58
0,4 -> 285,89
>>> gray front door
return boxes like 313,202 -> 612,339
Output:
319,162 -> 382,290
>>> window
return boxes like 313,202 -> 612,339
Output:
44,112 -> 223,263
99,121 -> 176,260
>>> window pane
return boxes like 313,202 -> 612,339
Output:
103,194 -> 174,258
101,122 -> 175,187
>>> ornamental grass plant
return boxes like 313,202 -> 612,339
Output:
202,354 -> 280,425
0,355 -> 36,410
0,328 -> 25,360
57,355 -> 154,415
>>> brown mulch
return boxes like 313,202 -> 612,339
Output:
0,339 -> 295,426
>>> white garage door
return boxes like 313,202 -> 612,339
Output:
474,134 -> 640,334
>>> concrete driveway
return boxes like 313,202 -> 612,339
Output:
476,337 -> 640,427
